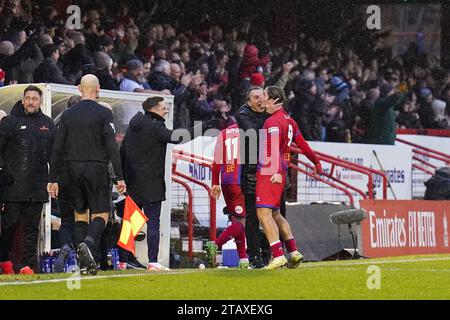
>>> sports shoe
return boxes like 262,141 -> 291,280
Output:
53,244 -> 72,273
19,266 -> 34,275
238,259 -> 250,269
147,262 -> 170,272
127,255 -> 146,269
205,241 -> 218,268
0,261 -> 15,275
77,242 -> 98,276
264,256 -> 288,270
249,256 -> 265,269
288,251 -> 304,269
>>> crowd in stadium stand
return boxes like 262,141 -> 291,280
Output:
1,0 -> 450,144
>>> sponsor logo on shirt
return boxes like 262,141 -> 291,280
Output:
20,125 -> 27,130
235,206 -> 243,214
268,127 -> 279,134
226,164 -> 235,173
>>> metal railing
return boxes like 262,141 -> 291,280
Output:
396,137 -> 450,198
291,146 -> 388,203
172,150 -> 217,241
171,176 -> 194,260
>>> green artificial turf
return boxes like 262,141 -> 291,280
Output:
1,254 -> 449,300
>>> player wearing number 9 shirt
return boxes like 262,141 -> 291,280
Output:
207,123 -> 249,268
256,86 -> 323,269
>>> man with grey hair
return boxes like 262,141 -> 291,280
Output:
0,41 -> 15,57
94,51 -> 118,91
148,59 -> 173,92
154,59 -> 171,74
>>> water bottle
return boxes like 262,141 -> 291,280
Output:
40,254 -> 46,273
108,248 -> 118,270
112,248 -> 119,270
65,254 -> 78,274
44,254 -> 51,273
50,255 -> 57,273
65,250 -> 77,273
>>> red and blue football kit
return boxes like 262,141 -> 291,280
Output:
256,108 -> 320,209
212,124 -> 245,217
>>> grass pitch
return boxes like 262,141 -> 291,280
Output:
1,254 -> 449,300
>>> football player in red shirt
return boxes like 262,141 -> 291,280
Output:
256,86 -> 323,269
206,123 -> 249,268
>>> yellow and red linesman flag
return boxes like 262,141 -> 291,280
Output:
117,196 -> 148,255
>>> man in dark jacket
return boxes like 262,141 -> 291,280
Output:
366,84 -> 406,145
63,33 -> 95,83
147,59 -> 173,92
119,96 -> 209,271
1,38 -> 43,84
289,77 -> 325,141
0,85 -> 54,275
34,44 -> 73,84
235,86 -> 271,268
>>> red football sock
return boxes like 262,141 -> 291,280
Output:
270,241 -> 284,258
215,221 -> 243,248
234,226 -> 247,259
284,238 -> 298,253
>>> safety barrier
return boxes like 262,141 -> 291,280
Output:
291,145 -> 388,204
172,150 -> 217,241
396,137 -> 450,198
171,176 -> 194,260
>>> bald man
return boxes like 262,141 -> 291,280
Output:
48,74 -> 126,275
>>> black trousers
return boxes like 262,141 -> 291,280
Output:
244,192 -> 287,263
244,193 -> 271,262
58,200 -> 75,247
0,202 -> 43,270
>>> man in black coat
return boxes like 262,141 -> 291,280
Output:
48,74 -> 126,275
0,85 -> 54,275
119,96 -> 209,270
34,44 -> 73,85
235,86 -> 271,269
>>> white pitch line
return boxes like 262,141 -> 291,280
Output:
1,256 -> 450,287
301,267 -> 450,273
299,256 -> 450,269
0,270 -> 197,287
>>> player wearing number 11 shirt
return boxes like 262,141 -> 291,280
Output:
256,86 -> 323,269
206,123 -> 249,268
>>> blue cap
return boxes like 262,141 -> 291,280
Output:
331,76 -> 348,92
420,88 -> 432,99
